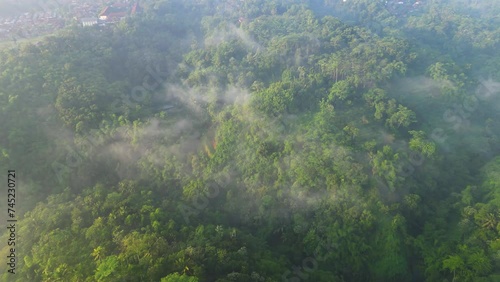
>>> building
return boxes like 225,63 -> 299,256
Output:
81,17 -> 97,27
98,3 -> 133,22
131,2 -> 139,15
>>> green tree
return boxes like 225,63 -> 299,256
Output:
161,273 -> 199,282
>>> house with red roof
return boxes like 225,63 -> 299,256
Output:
98,2 -> 139,23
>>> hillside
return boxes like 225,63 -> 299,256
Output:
0,0 -> 500,281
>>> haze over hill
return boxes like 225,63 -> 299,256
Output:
0,0 -> 499,281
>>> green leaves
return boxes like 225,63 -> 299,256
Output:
252,80 -> 296,116
468,251 -> 492,275
408,130 -> 436,158
443,255 -> 465,274
442,251 -> 493,281
3,1 -> 500,282
95,256 -> 120,281
328,80 -> 354,102
370,145 -> 400,192
385,104 -> 416,129
161,273 -> 199,282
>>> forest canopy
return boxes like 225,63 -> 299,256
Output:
1,0 -> 500,281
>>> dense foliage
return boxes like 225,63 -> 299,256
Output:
1,0 -> 500,281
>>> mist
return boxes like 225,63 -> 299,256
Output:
1,0 -> 500,281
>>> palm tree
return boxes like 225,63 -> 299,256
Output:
480,212 -> 497,230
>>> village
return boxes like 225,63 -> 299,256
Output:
0,0 -> 140,43
0,0 -> 425,44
